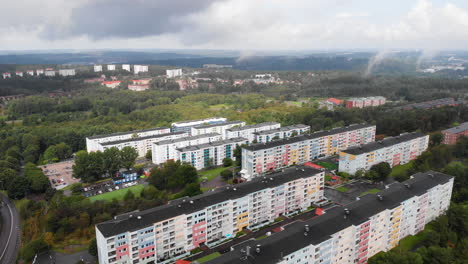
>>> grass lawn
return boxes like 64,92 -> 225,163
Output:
316,161 -> 338,170
336,186 -> 349,193
389,162 -> 414,177
359,188 -> 381,196
201,187 -> 214,192
89,184 -> 145,202
198,166 -> 233,183
256,234 -> 268,240
195,252 -> 221,263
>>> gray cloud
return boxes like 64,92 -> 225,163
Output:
43,0 -> 224,40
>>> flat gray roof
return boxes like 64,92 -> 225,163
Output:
442,122 -> 468,134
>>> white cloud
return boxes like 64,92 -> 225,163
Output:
0,0 -> 468,50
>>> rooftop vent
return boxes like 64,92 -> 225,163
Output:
233,188 -> 237,191
178,205 -> 182,208
305,224 -> 310,232
190,201 -> 194,204
129,214 -> 133,218
137,216 -> 141,220
344,208 -> 350,215
255,245 -> 261,254
301,169 -> 305,172
428,173 -> 434,178
404,183 -> 411,189
270,177 -> 274,181
377,194 -> 383,201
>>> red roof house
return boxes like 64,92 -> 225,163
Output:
327,98 -> 343,105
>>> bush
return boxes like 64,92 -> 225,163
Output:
20,238 -> 49,261
222,158 -> 233,167
88,237 -> 97,256
220,169 -> 233,181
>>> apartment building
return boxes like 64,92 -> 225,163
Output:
95,166 -> 325,264
171,117 -> 227,134
254,124 -> 310,143
442,121 -> 468,144
102,81 -> 122,89
98,131 -> 187,157
346,96 -> 386,108
166,69 -> 183,78
226,122 -> 281,143
177,137 -> 248,170
58,69 -> 76,76
27,70 -> 34,76
44,69 -> 56,77
94,65 -> 103,72
339,132 -> 429,175
122,64 -> 131,71
15,71 -> 23,77
191,121 -> 246,139
128,84 -> 149,91
242,124 -> 376,179
36,69 -> 44,75
152,133 -> 223,165
86,127 -> 171,152
134,65 -> 149,74
108,65 -> 116,71
2,72 -> 11,79
205,171 -> 453,264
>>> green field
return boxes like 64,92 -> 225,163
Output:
195,252 -> 221,263
325,175 -> 332,181
198,166 -> 233,183
316,161 -> 338,170
89,184 -> 145,202
359,188 -> 381,196
336,186 -> 349,192
389,162 -> 414,177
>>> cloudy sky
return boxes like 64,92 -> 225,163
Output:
1,0 -> 468,51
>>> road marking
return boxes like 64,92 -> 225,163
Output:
0,198 -> 14,262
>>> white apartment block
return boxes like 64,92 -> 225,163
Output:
166,69 -> 183,78
27,70 -> 34,76
86,127 -> 171,152
206,171 -> 454,264
44,69 -> 56,77
152,133 -> 222,165
254,124 -> 310,143
339,132 -> 429,175
2,72 -> 11,79
177,137 -> 247,170
134,65 -> 149,74
15,71 -> 23,77
191,121 -> 246,139
95,166 -> 325,264
94,65 -> 103,72
36,69 -> 44,75
108,65 -> 116,71
58,69 -> 76,76
242,124 -> 376,179
171,117 -> 227,134
226,122 -> 281,143
122,64 -> 131,71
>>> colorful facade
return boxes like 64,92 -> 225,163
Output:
346,96 -> 386,108
338,132 -> 429,174
205,171 -> 454,264
96,166 -> 325,264
442,121 -> 468,145
242,124 -> 376,179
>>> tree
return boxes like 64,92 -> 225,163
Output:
182,183 -> 202,197
88,238 -> 97,257
25,163 -> 50,193
221,169 -> 233,181
430,132 -> 443,146
223,158 -> 233,167
7,176 -> 30,199
370,162 -> 391,182
0,168 -> 17,190
233,144 -> 245,166
102,147 -> 121,177
145,150 -> 152,160
124,190 -> 135,201
417,246 -> 454,264
368,251 -> 423,264
73,150 -> 105,183
120,146 -> 138,170
43,145 -> 60,163
20,237 -> 49,261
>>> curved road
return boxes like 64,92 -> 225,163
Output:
0,194 -> 20,264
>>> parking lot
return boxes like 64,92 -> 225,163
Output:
38,160 -> 79,190
325,180 -> 384,205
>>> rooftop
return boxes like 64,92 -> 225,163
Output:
155,133 -> 221,146
193,120 -> 245,129
442,122 -> 468,134
177,137 -> 247,152
227,122 -> 280,132
100,131 -> 186,146
87,127 -> 169,140
341,132 -> 427,156
204,171 -> 453,264
254,124 -> 310,136
245,124 -> 374,151
96,166 -> 323,238
171,117 -> 227,127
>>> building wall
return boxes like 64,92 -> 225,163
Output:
278,177 -> 453,264
191,122 -> 246,139
255,125 -> 311,143
226,123 -> 281,143
442,130 -> 468,145
171,118 -> 227,134
242,125 -> 375,179
338,134 -> 429,174
96,170 -> 325,264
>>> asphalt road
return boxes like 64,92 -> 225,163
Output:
0,194 -> 20,264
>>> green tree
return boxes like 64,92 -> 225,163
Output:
417,246 -> 454,264
145,150 -> 152,160
120,146 -> 138,170
102,147 -> 122,177
370,162 -> 391,182
7,176 -> 30,199
221,169 -> 233,181
369,251 -> 423,264
0,168 -> 17,190
73,150 -> 105,183
88,237 -> 97,257
43,145 -> 59,163
124,190 -> 135,201
20,237 -> 49,261
222,157 -> 233,167
429,132 -> 443,146
182,183 -> 202,197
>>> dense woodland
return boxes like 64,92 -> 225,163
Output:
0,67 -> 466,263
